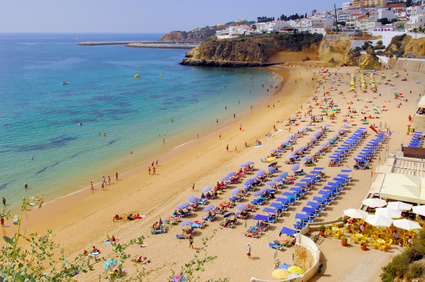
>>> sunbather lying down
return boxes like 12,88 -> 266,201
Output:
132,255 -> 150,263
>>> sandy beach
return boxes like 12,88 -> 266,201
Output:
3,65 -> 425,281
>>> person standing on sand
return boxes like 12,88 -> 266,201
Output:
1,216 -> 4,227
108,176 -> 111,186
152,167 -> 156,175
2,197 -> 5,205
148,167 -> 151,175
189,236 -> 194,249
239,124 -> 242,131
90,182 -> 94,191
192,183 -> 195,191
116,172 -> 118,181
101,181 -> 104,190
247,243 -> 251,258
156,160 -> 158,166
226,144 -> 229,151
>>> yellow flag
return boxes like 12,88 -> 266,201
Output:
371,168 -> 373,177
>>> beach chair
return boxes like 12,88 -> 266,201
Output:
293,221 -> 307,230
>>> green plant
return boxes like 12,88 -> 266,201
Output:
319,225 -> 326,233
341,236 -> 348,242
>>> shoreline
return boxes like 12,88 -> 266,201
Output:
6,66 -> 289,227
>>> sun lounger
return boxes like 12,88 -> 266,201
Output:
175,234 -> 191,239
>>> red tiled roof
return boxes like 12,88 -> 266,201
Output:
385,3 -> 406,8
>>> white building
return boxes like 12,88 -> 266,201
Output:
377,8 -> 397,19
406,13 -> 425,30
406,5 -> 425,21
343,1 -> 354,10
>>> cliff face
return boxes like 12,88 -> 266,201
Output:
180,33 -> 323,67
359,46 -> 381,70
318,37 -> 352,64
161,30 -> 217,43
161,21 -> 254,43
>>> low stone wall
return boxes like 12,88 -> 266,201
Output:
389,57 -> 425,72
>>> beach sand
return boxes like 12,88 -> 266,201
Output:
3,65 -> 425,281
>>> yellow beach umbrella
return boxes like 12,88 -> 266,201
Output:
272,269 -> 289,279
288,266 -> 304,274
266,157 -> 277,162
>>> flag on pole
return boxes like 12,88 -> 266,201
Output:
379,155 -> 381,162
371,168 -> 373,177
369,125 -> 378,134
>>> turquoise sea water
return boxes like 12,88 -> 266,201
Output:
0,33 -> 279,209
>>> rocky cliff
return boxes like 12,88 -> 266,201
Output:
161,21 -> 254,43
318,37 -> 353,64
359,46 -> 381,70
180,33 -> 323,67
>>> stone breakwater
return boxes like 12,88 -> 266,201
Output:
78,41 -> 198,49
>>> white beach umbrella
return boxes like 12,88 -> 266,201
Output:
365,214 -> 393,227
343,208 -> 369,219
375,208 -> 402,219
412,205 -> 425,217
387,201 -> 413,211
362,198 -> 387,208
393,219 -> 422,231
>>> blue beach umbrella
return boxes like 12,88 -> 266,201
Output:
231,188 -> 241,195
313,132 -> 321,138
260,187 -> 269,193
270,149 -> 277,153
227,172 -> 236,177
324,124 -> 331,127
281,141 -> 289,146
302,156 -> 310,162
279,172 -> 288,178
104,259 -> 117,270
268,167 -> 277,173
236,204 -> 249,211
220,176 -> 230,181
266,181 -> 276,187
244,179 -> 254,186
342,125 -> 349,128
273,177 -> 283,182
309,137 -> 317,141
298,128 -> 305,132
320,143 -> 327,147
240,163 -> 248,168
291,164 -> 300,172
246,161 -> 255,165
286,152 -> 296,159
203,205 -> 214,212
202,186 -> 212,193
256,170 -> 266,176
187,196 -> 199,203
224,212 -> 234,218
333,133 -> 339,137
177,203 -> 190,210
253,191 -> 263,197
327,138 -> 334,142
180,220 -> 193,226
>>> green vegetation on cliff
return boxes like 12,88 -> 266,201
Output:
161,21 -> 254,43
181,33 -> 323,67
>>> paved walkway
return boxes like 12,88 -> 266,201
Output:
311,236 -> 402,282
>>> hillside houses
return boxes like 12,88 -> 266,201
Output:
215,0 -> 425,40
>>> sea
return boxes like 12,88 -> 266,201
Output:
0,33 -> 280,210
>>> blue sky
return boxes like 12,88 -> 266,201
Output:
1,0 -> 347,34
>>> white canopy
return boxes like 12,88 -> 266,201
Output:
393,219 -> 422,231
379,173 -> 425,205
418,96 -> 425,108
365,214 -> 393,227
362,198 -> 387,208
343,209 -> 369,219
387,201 -> 413,211
375,208 -> 402,219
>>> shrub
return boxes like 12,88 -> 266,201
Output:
341,236 -> 347,242
319,225 -> 326,232
406,262 -> 424,280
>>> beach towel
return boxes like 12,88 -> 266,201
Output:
255,144 -> 263,148
88,251 -> 100,257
